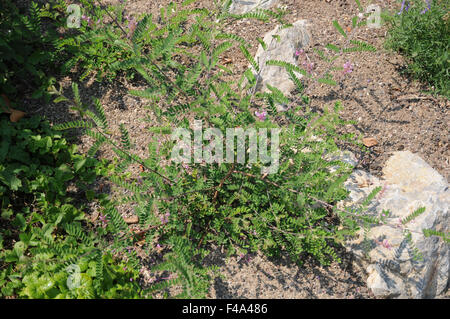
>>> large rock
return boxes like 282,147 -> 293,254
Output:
249,20 -> 311,110
340,151 -> 449,298
229,0 -> 279,14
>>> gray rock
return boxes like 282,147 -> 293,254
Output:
229,0 -> 278,14
341,151 -> 449,298
249,20 -> 311,110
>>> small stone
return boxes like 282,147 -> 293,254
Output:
362,137 -> 378,147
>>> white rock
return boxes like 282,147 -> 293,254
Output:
341,151 -> 449,298
249,20 -> 311,110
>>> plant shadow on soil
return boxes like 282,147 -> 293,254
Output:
202,245 -> 374,299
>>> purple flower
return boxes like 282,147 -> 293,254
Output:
255,110 -> 268,121
421,0 -> 431,14
130,278 -> 133,282
398,0 -> 408,15
81,15 -> 94,27
160,213 -> 170,224
343,61 -> 353,74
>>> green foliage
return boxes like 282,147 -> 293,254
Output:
0,1 -> 61,101
5,0 -> 447,300
422,229 -> 450,243
49,0 -> 369,269
402,206 -> 426,225
0,115 -> 142,298
384,0 -> 450,97
43,0 -> 398,298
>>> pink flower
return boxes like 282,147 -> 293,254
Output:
81,15 -> 94,27
160,213 -> 170,224
99,213 -> 109,228
301,61 -> 315,73
255,110 -> 268,121
375,238 -> 392,250
295,49 -> 304,57
343,61 -> 353,74
127,17 -> 138,38
382,239 -> 391,249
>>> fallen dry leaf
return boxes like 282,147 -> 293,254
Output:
124,215 -> 139,224
1,94 -> 26,122
363,137 -> 378,147
221,57 -> 233,65
10,110 -> 26,122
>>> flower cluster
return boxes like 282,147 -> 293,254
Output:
398,0 -> 411,15
160,212 -> 170,225
125,15 -> 138,38
81,15 -> 94,27
98,212 -> 109,228
398,0 -> 431,15
254,110 -> 267,121
343,61 -> 353,74
238,253 -> 252,263
421,0 -> 431,14
374,238 -> 392,250
295,49 -> 315,73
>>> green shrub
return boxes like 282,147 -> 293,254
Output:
7,0 -> 444,299
0,115 -> 142,298
0,1 -> 62,101
42,0 -> 139,82
50,0 -> 379,274
384,0 -> 450,97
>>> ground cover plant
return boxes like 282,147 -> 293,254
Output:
0,1 -> 60,102
0,115 -> 143,298
0,0 -> 448,299
384,0 -> 449,97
